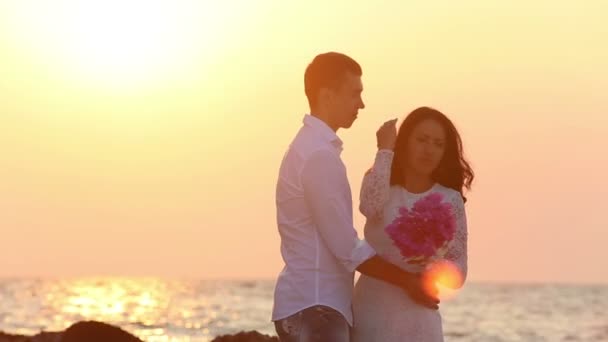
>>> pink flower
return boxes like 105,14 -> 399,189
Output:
385,192 -> 456,263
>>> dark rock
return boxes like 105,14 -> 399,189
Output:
211,330 -> 279,342
61,321 -> 142,342
0,330 -> 62,342
2,322 -> 279,342
0,331 -> 27,342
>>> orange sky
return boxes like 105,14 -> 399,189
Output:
1,1 -> 607,283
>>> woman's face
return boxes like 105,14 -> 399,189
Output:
404,119 -> 446,177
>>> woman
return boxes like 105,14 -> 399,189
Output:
352,106 -> 474,341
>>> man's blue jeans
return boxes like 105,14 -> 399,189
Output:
274,305 -> 350,342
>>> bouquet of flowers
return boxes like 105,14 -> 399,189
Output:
385,192 -> 456,266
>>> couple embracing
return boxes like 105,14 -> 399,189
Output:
272,52 -> 474,341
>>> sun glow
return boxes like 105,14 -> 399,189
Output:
422,260 -> 465,301
6,0 -> 233,90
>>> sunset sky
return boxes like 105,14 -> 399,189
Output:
1,1 -> 607,284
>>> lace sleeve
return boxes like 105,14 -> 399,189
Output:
444,192 -> 468,287
359,150 -> 393,220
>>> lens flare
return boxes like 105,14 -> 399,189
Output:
422,260 -> 464,301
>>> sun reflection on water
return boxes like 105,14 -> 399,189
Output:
0,278 -> 276,341
44,277 -> 175,340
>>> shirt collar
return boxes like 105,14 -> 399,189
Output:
303,114 -> 344,152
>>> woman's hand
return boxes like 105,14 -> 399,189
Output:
376,118 -> 398,150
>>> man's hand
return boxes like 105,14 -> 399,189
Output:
376,118 -> 398,150
356,255 -> 440,310
402,274 -> 440,310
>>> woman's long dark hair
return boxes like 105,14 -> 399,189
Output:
390,107 -> 474,201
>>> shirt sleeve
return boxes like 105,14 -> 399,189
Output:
301,149 -> 376,272
359,149 -> 394,220
444,192 -> 468,288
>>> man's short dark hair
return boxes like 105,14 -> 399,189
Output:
304,52 -> 362,108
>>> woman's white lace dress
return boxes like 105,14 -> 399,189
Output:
352,150 -> 468,342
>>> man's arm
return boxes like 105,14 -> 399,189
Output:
357,255 -> 439,310
301,150 -> 375,272
301,150 -> 438,309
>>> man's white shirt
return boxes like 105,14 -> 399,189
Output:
272,114 -> 376,326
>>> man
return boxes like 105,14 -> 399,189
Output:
272,52 -> 439,341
